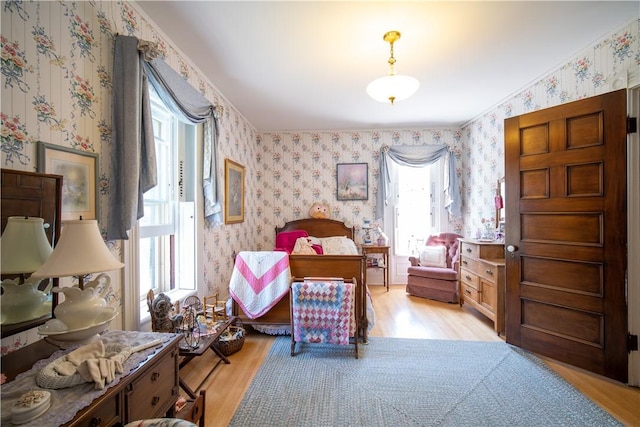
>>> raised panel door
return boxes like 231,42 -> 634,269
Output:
505,89 -> 628,382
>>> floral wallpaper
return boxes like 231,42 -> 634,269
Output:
460,19 -> 639,237
1,0 -> 257,354
1,0 -> 638,355
254,129 -> 464,248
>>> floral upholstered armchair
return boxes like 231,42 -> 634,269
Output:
406,233 -> 463,303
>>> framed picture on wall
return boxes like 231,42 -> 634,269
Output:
224,158 -> 245,224
37,142 -> 98,221
336,163 -> 368,201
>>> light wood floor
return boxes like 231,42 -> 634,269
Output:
179,284 -> 640,427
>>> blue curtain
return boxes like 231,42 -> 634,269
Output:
108,35 -> 157,240
375,144 -> 461,221
144,58 -> 222,225
108,35 -> 222,241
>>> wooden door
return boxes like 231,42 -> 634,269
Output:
504,89 -> 628,382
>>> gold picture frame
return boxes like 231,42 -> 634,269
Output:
37,142 -> 98,221
224,158 -> 245,224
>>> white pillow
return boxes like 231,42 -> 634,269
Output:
320,236 -> 359,255
307,236 -> 322,246
418,245 -> 447,268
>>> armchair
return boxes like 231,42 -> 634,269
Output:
406,233 -> 463,303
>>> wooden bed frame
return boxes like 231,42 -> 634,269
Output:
231,218 -> 368,342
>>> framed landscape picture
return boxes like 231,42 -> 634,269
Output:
37,142 -> 98,221
224,158 -> 245,224
336,163 -> 368,201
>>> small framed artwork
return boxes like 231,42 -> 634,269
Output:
224,158 -> 245,224
498,221 -> 505,234
336,163 -> 368,201
37,142 -> 98,221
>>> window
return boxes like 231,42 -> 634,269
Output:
138,88 -> 198,319
393,158 -> 445,256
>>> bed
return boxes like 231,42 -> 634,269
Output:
231,218 -> 370,342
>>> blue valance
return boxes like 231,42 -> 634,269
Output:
375,144 -> 462,221
108,35 -> 222,241
144,58 -> 222,225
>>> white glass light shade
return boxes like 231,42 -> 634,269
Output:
1,217 -> 53,274
31,219 -> 124,279
366,74 -> 420,104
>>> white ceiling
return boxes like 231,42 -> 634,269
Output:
135,1 -> 638,132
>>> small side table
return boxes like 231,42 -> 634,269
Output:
362,245 -> 390,292
178,316 -> 235,398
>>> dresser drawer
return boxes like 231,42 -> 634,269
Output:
460,267 -> 479,290
126,349 -> 178,421
459,256 -> 482,273
478,262 -> 499,282
461,283 -> 479,302
70,394 -> 120,427
460,241 -> 504,260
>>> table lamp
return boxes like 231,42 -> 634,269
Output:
31,218 -> 124,290
31,218 -> 124,332
362,219 -> 372,245
0,216 -> 53,324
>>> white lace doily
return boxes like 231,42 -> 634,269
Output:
1,331 -> 178,427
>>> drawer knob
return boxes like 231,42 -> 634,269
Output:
462,260 -> 467,265
90,417 -> 101,427
486,269 -> 493,275
151,372 -> 160,381
465,289 -> 471,295
152,396 -> 160,406
466,248 -> 472,253
465,275 -> 472,280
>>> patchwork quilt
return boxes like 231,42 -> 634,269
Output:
291,279 -> 355,346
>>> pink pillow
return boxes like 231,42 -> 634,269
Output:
275,230 -> 309,254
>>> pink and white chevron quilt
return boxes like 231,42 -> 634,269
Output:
229,251 -> 291,319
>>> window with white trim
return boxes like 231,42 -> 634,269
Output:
392,158 -> 446,256
138,88 -> 199,320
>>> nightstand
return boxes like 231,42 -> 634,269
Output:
362,245 -> 390,291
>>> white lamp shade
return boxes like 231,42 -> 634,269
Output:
367,74 -> 420,103
31,219 -> 124,279
1,217 -> 53,274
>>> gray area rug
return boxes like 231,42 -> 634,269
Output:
229,336 -> 621,427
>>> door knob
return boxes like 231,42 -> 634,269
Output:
506,245 -> 518,253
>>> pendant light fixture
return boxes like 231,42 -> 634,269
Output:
367,30 -> 420,105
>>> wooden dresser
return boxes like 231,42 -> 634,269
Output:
458,238 -> 506,336
2,333 -> 182,426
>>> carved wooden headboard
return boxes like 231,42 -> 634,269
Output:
275,218 -> 355,240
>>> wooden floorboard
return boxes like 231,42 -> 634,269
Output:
178,284 -> 640,427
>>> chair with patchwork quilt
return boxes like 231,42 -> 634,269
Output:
406,233 -> 463,304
